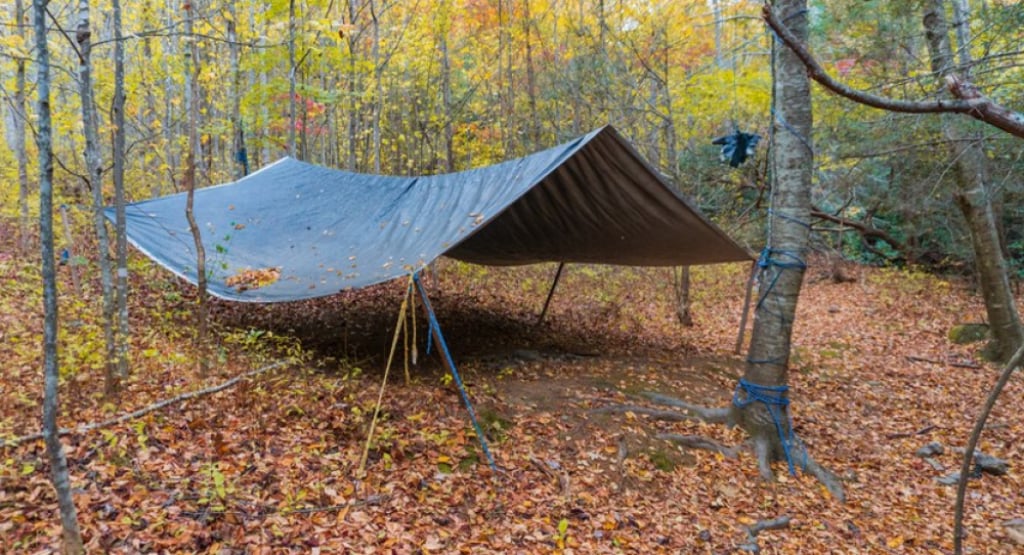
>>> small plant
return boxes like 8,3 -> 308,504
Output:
554,518 -> 570,549
197,462 -> 233,512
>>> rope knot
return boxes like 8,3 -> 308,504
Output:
732,378 -> 805,475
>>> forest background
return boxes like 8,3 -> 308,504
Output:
2,0 -> 1021,268
2,0 -> 1024,553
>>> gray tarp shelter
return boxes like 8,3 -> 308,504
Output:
107,125 -> 751,302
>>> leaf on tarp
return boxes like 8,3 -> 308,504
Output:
226,267 -> 281,292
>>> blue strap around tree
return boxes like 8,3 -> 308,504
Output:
413,273 -> 497,471
732,378 -> 805,475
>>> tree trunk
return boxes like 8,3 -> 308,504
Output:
712,0 -> 725,68
76,0 -> 118,398
522,0 -> 539,150
345,0 -> 359,170
731,0 -> 813,477
227,4 -> 248,178
922,0 -> 1023,363
163,0 -> 179,192
288,0 -> 297,158
437,2 -> 454,173
10,0 -> 32,253
35,0 -> 86,550
183,0 -> 209,374
674,267 -> 694,327
370,0 -> 382,173
112,0 -> 129,379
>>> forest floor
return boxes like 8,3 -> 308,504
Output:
1,230 -> 1023,553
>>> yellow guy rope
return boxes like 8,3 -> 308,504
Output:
357,275 -> 414,475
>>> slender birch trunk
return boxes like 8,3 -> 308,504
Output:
183,0 -> 209,374
112,0 -> 129,379
36,0 -> 86,550
288,0 -> 297,158
227,3 -> 247,178
12,0 -> 32,253
76,0 -> 118,397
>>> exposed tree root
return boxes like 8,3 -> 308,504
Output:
597,395 -> 847,503
640,392 -> 732,423
589,405 -> 695,422
792,444 -> 847,503
740,515 -> 792,552
656,433 -> 739,459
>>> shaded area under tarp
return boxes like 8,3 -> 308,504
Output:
107,125 -> 751,302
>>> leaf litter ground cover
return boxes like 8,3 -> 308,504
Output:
1,244 -> 1022,553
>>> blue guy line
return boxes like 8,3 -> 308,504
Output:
755,248 -> 807,314
732,378 -> 806,475
413,273 -> 497,471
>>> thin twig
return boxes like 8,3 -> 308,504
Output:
954,344 -> 1024,554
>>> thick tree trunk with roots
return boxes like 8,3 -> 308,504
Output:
597,0 -> 844,502
730,0 -> 843,500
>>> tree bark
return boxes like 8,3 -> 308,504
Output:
731,0 -> 839,498
112,0 -> 129,379
183,0 -> 209,374
288,0 -> 297,158
922,0 -> 1023,363
163,0 -> 179,192
76,0 -> 118,397
227,4 -> 247,178
437,2 -> 454,173
10,0 -> 32,253
674,266 -> 693,326
522,0 -> 539,151
345,0 -> 359,170
370,0 -> 383,173
36,0 -> 86,550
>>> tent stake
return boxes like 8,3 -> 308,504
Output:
413,273 -> 497,471
734,260 -> 759,354
537,262 -> 566,325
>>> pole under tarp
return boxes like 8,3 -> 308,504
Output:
412,272 -> 497,470
734,260 -> 759,354
537,262 -> 566,325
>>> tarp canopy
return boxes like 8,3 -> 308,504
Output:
108,125 -> 751,302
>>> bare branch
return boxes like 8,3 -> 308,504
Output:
762,5 -> 1024,139
954,343 -> 1024,554
810,206 -> 903,256
0,359 -> 294,449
